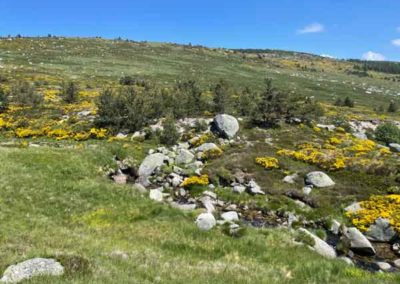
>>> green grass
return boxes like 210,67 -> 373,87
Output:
0,144 -> 399,283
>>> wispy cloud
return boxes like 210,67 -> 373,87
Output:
362,51 -> 386,61
320,54 -> 335,59
392,39 -> 400,47
297,23 -> 325,34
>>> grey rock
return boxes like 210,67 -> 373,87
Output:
376,262 -> 391,271
316,124 -> 336,131
302,186 -> 313,195
0,258 -> 64,283
232,185 -> 246,194
212,114 -> 239,139
298,228 -> 337,259
203,191 -> 217,200
389,143 -> 400,152
133,183 -> 147,193
283,173 -> 298,184
305,171 -> 335,188
343,227 -> 376,256
247,180 -> 265,195
338,257 -> 353,266
221,211 -> 239,222
330,219 -> 341,235
175,149 -> 195,164
195,143 -> 221,153
113,174 -> 127,184
366,217 -> 397,242
199,196 -> 216,213
138,153 -> 168,177
195,213 -> 216,231
353,132 -> 368,140
394,259 -> 400,268
344,202 -> 361,214
392,243 -> 400,255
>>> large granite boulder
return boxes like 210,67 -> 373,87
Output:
212,114 -> 239,139
365,218 -> 397,242
343,227 -> 376,256
138,153 -> 168,178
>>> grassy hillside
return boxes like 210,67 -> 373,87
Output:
0,37 -> 399,108
0,143 -> 399,284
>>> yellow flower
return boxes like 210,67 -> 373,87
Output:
255,157 -> 280,169
181,175 -> 209,187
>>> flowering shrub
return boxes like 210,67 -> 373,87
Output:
277,133 -> 392,172
202,148 -> 223,160
255,157 -> 280,169
190,133 -> 213,147
181,175 -> 209,187
346,195 -> 400,233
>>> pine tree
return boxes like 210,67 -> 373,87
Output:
62,81 -> 79,103
388,100 -> 398,113
0,87 -> 8,113
213,79 -> 229,114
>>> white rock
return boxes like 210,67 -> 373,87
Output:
196,213 -> 216,231
303,186 -> 313,195
0,258 -> 64,283
376,262 -> 391,271
343,227 -> 376,256
344,202 -> 361,214
221,211 -> 239,222
394,259 -> 400,268
212,114 -> 239,139
149,188 -> 163,202
138,153 -> 168,177
305,171 -> 335,188
233,185 -> 246,194
175,149 -> 195,164
283,173 -> 298,184
247,180 -> 265,195
298,229 -> 337,259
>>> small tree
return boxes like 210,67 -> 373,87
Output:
344,97 -> 355,108
159,114 -> 180,146
62,81 -> 79,103
388,101 -> 398,113
334,98 -> 343,106
213,79 -> 229,114
0,87 -> 8,113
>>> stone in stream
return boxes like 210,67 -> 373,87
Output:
365,217 -> 397,242
343,227 -> 376,256
0,258 -> 64,283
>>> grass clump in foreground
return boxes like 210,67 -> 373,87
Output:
0,144 -> 399,283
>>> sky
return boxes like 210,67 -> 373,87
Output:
1,0 -> 400,61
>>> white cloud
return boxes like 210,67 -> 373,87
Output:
321,54 -> 335,59
392,39 -> 400,47
362,51 -> 386,61
298,23 -> 325,34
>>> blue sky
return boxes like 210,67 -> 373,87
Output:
2,0 -> 400,61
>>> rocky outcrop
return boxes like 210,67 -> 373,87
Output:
365,218 -> 397,242
138,153 -> 168,178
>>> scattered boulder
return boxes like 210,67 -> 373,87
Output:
232,184 -> 246,194
199,196 -> 216,213
316,124 -> 335,131
330,219 -> 341,235
302,186 -> 312,195
343,227 -> 376,256
394,259 -> 400,268
305,171 -> 335,188
212,114 -> 239,139
0,258 -> 64,283
112,173 -> 128,185
175,149 -> 195,164
298,228 -> 337,259
221,211 -> 239,222
138,153 -> 168,178
195,213 -> 216,231
338,256 -> 353,266
365,218 -> 397,242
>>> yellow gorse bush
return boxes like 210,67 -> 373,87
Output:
277,133 -> 391,171
255,157 -> 280,169
181,175 -> 209,187
346,195 -> 400,233
201,148 -> 223,160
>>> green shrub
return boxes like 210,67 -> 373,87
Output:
374,122 -> 400,144
159,115 -> 180,146
61,81 -> 79,103
0,87 -> 8,112
388,101 -> 398,113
